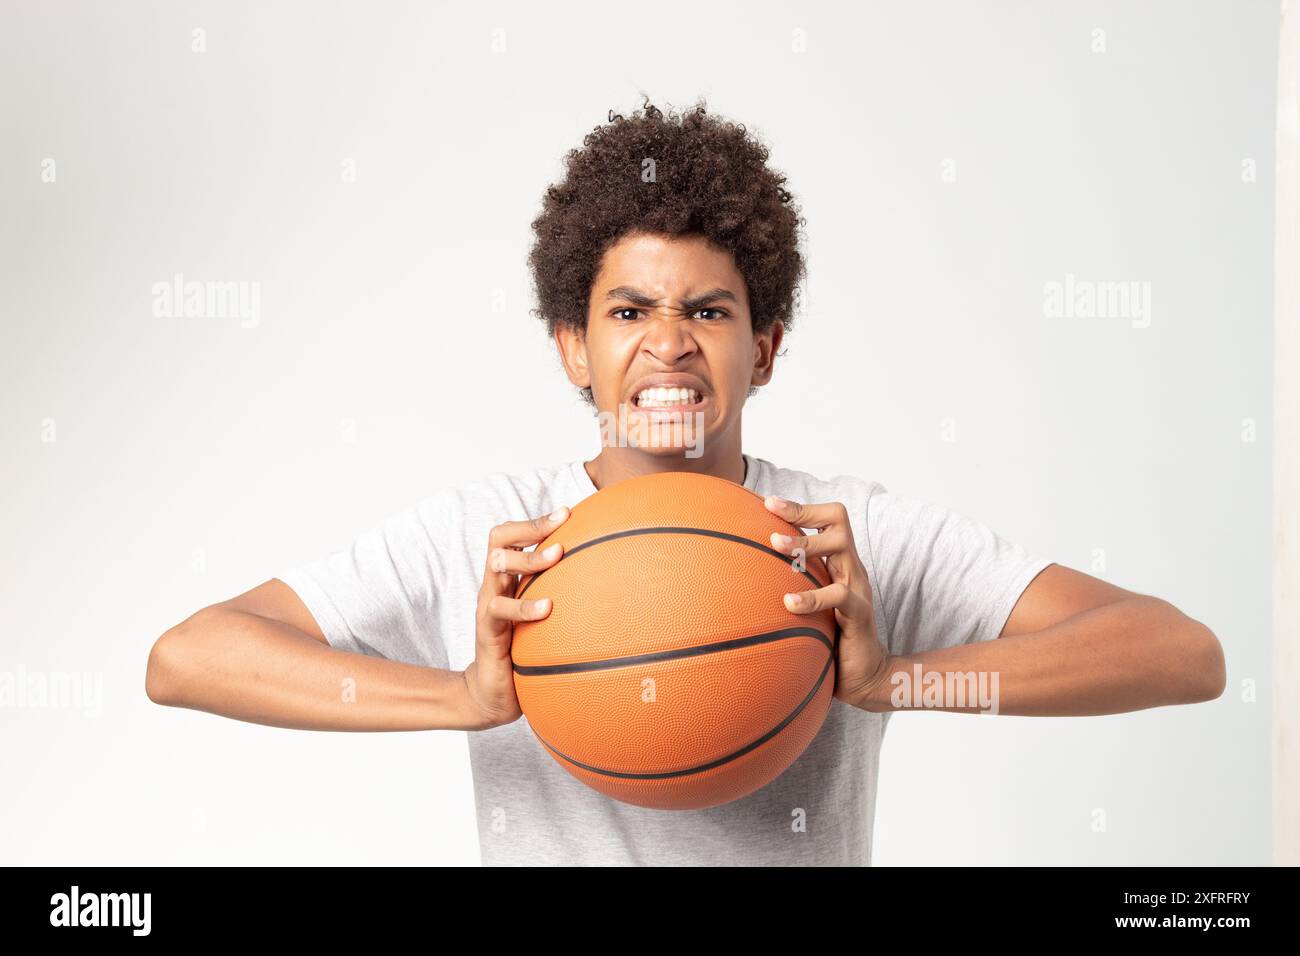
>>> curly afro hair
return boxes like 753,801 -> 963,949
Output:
528,96 -> 806,403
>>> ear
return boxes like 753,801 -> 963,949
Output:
554,323 -> 591,390
750,322 -> 783,387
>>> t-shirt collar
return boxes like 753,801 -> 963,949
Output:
571,454 -> 756,496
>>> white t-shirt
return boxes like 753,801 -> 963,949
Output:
278,454 -> 1052,865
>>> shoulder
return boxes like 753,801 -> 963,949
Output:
748,456 -> 974,541
749,455 -> 886,517
407,460 -> 583,533
428,460 -> 572,506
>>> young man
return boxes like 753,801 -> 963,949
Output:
146,100 -> 1226,866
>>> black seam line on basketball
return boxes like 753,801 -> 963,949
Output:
512,626 -> 831,676
516,525 -> 823,599
529,646 -> 835,781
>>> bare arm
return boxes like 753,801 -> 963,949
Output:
145,578 -> 488,732
854,564 -> 1227,716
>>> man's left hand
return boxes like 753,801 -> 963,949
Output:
763,495 -> 892,711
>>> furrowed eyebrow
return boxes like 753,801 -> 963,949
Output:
602,286 -> 738,312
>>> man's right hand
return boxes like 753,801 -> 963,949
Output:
461,506 -> 570,730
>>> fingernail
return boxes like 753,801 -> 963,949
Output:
535,597 -> 552,614
784,593 -> 802,609
549,507 -> 569,522
766,495 -> 787,509
772,532 -> 792,549
542,543 -> 561,560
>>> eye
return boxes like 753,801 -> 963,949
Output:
612,308 -> 641,321
694,308 -> 728,321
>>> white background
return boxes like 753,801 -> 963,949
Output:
0,0 -> 1277,864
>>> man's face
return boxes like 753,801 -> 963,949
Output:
556,231 -> 781,461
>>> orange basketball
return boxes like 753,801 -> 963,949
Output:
512,470 -> 837,811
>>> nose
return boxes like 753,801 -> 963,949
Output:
640,311 -> 699,365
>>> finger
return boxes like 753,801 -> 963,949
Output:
485,594 -> 553,624
768,527 -> 851,560
769,524 -> 871,591
475,593 -> 552,660
783,581 -> 871,618
487,506 -> 571,550
765,496 -> 849,533
482,507 -> 569,582
479,546 -> 556,617
763,496 -> 850,533
487,542 -> 564,576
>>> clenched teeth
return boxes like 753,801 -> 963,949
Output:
635,387 -> 699,408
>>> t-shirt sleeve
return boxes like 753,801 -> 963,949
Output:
861,487 -> 1053,658
274,491 -> 461,670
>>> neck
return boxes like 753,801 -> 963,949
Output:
584,442 -> 746,491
